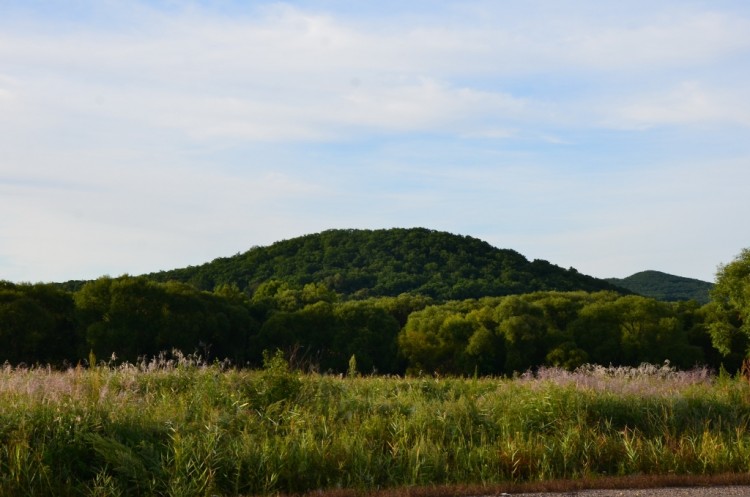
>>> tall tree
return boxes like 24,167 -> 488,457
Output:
707,248 -> 750,358
0,282 -> 78,365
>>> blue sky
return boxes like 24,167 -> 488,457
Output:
2,0 -> 750,283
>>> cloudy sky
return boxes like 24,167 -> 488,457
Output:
2,0 -> 749,284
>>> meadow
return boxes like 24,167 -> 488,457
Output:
2,352 -> 750,496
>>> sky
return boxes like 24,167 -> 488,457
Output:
2,0 -> 750,284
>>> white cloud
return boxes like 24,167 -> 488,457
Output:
606,82 -> 750,129
2,1 -> 750,283
0,74 -> 20,108
460,128 -> 518,140
554,11 -> 750,71
0,86 -> 12,101
3,2 -> 749,146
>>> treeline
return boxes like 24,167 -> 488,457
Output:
606,270 -> 714,304
148,228 -> 625,299
0,276 -> 743,374
399,291 -> 725,375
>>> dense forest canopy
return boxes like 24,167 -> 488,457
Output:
706,248 -> 750,357
148,228 -> 626,299
1,229 -> 747,375
0,278 -> 730,374
606,270 -> 714,304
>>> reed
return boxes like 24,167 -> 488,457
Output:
0,356 -> 749,496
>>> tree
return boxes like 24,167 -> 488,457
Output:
494,296 -> 548,374
76,276 -> 162,360
332,301 -> 400,374
465,322 -> 505,375
398,306 -> 479,375
568,295 -> 624,366
707,248 -> 750,358
0,294 -> 53,364
76,276 -> 260,364
0,282 -> 79,365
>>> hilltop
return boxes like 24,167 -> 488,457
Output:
8,228 -> 734,376
606,270 -> 714,304
149,228 -> 626,299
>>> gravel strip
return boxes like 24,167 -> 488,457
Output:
509,486 -> 750,496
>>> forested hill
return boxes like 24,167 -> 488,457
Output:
149,228 -> 626,299
606,270 -> 714,304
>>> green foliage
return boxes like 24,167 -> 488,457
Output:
347,354 -> 358,377
149,228 -> 626,300
0,281 -> 78,365
399,291 -> 708,376
707,248 -> 750,359
0,363 -> 748,495
256,350 -> 302,407
607,270 -> 714,304
19,230 -> 721,374
1,245 -> 743,377
399,305 -> 476,375
74,276 -> 259,365
0,276 -> 723,376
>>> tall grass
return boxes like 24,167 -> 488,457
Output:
1,355 -> 749,496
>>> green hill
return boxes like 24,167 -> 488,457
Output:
149,228 -> 627,299
606,270 -> 713,304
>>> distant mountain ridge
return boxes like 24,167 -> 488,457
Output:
606,270 -> 714,304
149,228 -> 627,300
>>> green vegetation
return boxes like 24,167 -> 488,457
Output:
606,270 -> 714,304
398,291 -> 711,375
0,279 -> 726,374
706,248 -> 750,359
2,231 -> 749,374
0,280 -> 79,365
1,358 -> 749,496
3,241 -> 750,496
147,228 -> 626,299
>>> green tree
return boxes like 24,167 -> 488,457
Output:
75,276 -> 163,360
76,276 -> 259,364
494,296 -> 548,374
399,306 -> 480,375
0,293 -> 53,364
464,321 -> 505,375
0,282 -> 79,365
545,341 -> 589,369
568,294 -> 624,366
707,248 -> 750,358
332,301 -> 400,374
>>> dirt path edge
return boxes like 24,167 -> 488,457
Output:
283,473 -> 750,497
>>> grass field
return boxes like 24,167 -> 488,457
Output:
1,352 -> 750,496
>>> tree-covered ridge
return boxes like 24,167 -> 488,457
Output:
606,270 -> 714,304
7,236 -> 749,376
150,228 -> 626,299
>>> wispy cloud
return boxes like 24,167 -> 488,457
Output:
4,2 -> 749,143
607,82 -> 750,129
1,0 -> 749,282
